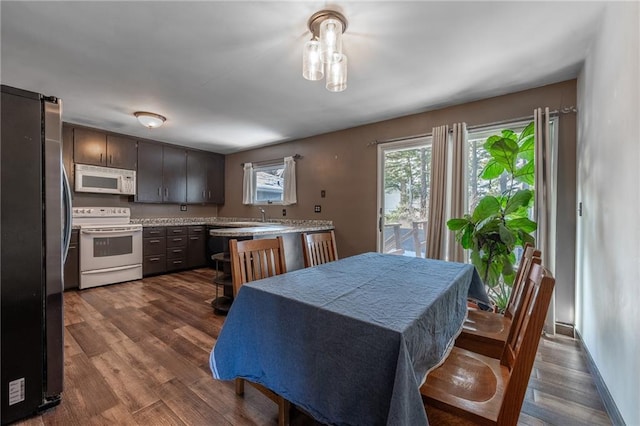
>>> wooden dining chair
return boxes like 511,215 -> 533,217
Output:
456,244 -> 542,358
228,236 -> 290,426
420,262 -> 555,426
301,230 -> 338,267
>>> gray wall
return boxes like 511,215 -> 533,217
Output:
220,80 -> 578,327
576,2 -> 640,424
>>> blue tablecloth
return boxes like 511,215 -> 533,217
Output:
210,252 -> 487,426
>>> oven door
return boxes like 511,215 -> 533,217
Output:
80,224 -> 143,272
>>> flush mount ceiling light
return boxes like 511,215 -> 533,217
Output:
302,9 -> 348,92
134,111 -> 166,128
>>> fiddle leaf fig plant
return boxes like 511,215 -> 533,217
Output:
447,122 -> 537,311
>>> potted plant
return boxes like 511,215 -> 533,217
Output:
447,122 -> 537,312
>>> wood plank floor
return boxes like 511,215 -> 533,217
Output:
16,268 -> 611,426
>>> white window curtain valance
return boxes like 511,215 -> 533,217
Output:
242,162 -> 254,205
426,125 -> 449,259
283,156 -> 297,205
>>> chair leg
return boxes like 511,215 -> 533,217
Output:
278,397 -> 290,426
235,378 -> 245,395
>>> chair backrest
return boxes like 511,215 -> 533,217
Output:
504,244 -> 542,319
301,231 -> 338,268
497,262 -> 555,425
229,237 -> 287,296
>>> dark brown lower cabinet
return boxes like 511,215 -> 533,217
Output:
166,226 -> 187,272
63,229 -> 79,290
187,226 -> 206,268
143,225 -> 208,276
143,226 -> 166,276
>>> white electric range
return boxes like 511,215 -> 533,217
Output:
72,207 -> 143,289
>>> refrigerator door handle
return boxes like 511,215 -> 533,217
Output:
62,164 -> 72,262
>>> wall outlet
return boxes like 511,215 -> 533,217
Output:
321,190 -> 326,198
282,208 -> 287,216
180,204 -> 187,211
314,205 -> 321,213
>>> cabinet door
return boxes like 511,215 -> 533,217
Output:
63,230 -> 79,290
206,153 -> 225,204
74,127 -> 106,166
136,140 -> 163,202
186,151 -> 207,204
106,135 -> 137,170
162,146 -> 187,203
62,125 -> 75,193
187,226 -> 206,268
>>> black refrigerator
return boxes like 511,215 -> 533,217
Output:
1,85 -> 72,424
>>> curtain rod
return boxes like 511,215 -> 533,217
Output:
241,154 -> 301,168
368,108 -> 571,147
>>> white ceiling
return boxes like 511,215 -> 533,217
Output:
1,1 -> 605,154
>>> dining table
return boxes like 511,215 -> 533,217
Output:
210,252 -> 489,426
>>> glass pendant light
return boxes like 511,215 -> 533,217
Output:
302,39 -> 324,81
326,54 -> 347,92
319,18 -> 343,64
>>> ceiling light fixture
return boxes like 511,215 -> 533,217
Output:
134,111 -> 166,128
303,9 -> 348,92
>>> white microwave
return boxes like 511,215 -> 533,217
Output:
75,164 -> 136,195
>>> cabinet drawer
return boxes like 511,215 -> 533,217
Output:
166,257 -> 186,272
143,254 -> 166,276
167,246 -> 186,259
188,225 -> 205,235
166,235 -> 187,247
167,235 -> 187,248
143,226 -> 166,238
143,237 -> 166,255
167,226 -> 187,236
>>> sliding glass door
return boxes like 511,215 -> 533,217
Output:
377,137 -> 432,257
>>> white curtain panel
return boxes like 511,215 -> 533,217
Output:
242,162 -> 254,205
283,156 -> 297,205
426,125 -> 449,259
447,122 -> 467,263
534,107 -> 557,335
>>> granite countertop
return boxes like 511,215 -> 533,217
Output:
128,216 -> 334,236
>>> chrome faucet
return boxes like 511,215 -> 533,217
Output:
259,207 -> 266,222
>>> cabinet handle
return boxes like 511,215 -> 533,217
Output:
157,187 -> 161,197
190,236 -> 199,240
149,230 -> 160,235
172,249 -> 182,253
172,238 -> 182,242
202,190 -> 205,199
208,190 -> 211,199
149,257 -> 160,262
149,239 -> 160,244
165,188 -> 169,198
173,260 -> 183,265
100,153 -> 103,163
109,154 -> 113,164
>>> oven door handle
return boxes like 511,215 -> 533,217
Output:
82,264 -> 142,274
81,227 -> 142,235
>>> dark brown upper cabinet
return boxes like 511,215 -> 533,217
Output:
187,151 -> 225,204
206,153 -> 225,204
73,127 -> 137,170
136,141 -> 186,203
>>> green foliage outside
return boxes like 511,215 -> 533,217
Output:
383,147 -> 431,224
447,122 -> 537,311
